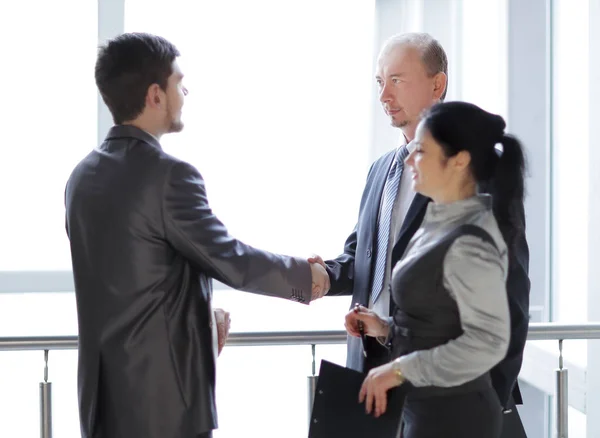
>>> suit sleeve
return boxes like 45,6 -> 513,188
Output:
491,202 -> 531,407
324,163 -> 376,296
64,187 -> 69,238
322,226 -> 357,296
162,161 -> 313,304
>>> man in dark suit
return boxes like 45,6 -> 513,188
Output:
311,32 -> 530,437
65,33 -> 329,438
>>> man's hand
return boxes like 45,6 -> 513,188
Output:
309,255 -> 330,301
308,254 -> 326,268
214,308 -> 231,356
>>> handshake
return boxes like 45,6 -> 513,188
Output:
213,254 -> 329,357
308,254 -> 329,301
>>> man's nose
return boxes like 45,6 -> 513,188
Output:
379,83 -> 392,103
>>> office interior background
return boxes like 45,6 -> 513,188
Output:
1,0 -> 599,436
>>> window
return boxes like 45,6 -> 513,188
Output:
551,0 -> 589,326
124,0 -> 374,261
459,0 -> 508,119
550,0 -> 590,435
0,1 -> 97,271
0,2 -> 96,436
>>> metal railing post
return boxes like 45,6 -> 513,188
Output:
556,339 -> 568,438
307,344 -> 318,426
40,349 -> 52,438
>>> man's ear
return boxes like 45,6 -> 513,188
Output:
433,72 -> 447,101
146,84 -> 163,109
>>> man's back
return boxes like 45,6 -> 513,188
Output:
66,126 -> 218,437
73,33 -> 324,438
66,125 -> 315,438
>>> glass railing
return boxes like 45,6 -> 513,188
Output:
2,323 -> 600,438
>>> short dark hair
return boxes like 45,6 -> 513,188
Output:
422,101 -> 527,248
95,32 -> 180,124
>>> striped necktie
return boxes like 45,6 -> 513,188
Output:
370,145 -> 410,304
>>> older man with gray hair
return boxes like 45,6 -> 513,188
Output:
310,32 -> 529,437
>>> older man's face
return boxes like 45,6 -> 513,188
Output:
376,45 -> 441,132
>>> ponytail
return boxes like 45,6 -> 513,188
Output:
490,134 -> 527,249
420,101 -> 528,249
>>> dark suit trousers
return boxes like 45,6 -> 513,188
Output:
198,432 -> 213,438
500,398 -> 527,438
399,388 -> 502,438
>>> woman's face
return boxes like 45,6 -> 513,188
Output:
405,121 -> 472,203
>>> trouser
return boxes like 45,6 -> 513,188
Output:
499,397 -> 527,438
399,387 -> 502,438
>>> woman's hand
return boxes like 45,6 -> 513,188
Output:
359,362 -> 404,417
344,305 -> 390,339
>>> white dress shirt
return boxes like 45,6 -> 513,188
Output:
369,137 -> 416,316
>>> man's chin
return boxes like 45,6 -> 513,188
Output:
168,121 -> 184,133
391,119 -> 409,129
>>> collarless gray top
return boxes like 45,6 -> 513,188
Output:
392,194 -> 510,387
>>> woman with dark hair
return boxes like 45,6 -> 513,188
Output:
345,101 -> 527,438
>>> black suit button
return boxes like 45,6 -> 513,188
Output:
367,250 -> 372,258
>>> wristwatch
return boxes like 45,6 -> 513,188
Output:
391,358 -> 406,385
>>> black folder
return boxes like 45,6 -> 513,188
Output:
308,360 -> 407,438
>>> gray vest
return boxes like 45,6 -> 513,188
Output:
391,224 -> 496,398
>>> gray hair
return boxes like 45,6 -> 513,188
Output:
380,32 -> 448,101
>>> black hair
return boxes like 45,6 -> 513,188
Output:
95,32 -> 180,124
422,101 -> 527,248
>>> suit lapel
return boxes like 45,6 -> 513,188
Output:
387,194 -> 430,315
365,152 -> 396,237
391,194 -> 430,264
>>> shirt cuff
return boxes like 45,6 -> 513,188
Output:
376,317 -> 394,348
393,352 -> 427,387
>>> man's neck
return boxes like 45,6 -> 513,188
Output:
123,119 -> 164,140
401,125 -> 416,143
399,131 -> 411,147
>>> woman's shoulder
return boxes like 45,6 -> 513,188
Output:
445,213 -> 509,274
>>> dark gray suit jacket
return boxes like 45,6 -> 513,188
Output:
325,148 -> 530,410
65,125 -> 312,438
325,150 -> 429,372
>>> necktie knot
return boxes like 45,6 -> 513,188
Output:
396,145 -> 410,165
